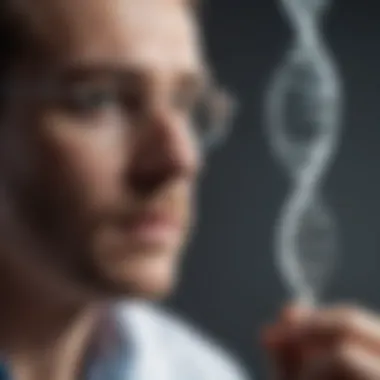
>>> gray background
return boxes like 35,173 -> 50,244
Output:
169,0 -> 380,379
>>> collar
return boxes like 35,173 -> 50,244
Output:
0,305 -> 132,380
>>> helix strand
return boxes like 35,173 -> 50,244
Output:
264,0 -> 343,306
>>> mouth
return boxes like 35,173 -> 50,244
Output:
117,210 -> 183,246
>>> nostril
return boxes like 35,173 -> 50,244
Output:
128,166 -> 165,196
128,147 -> 196,197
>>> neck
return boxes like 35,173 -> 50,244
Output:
0,263 -> 104,380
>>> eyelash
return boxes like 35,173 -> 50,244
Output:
62,87 -> 123,115
62,87 -> 198,117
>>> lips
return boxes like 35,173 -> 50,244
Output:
119,210 -> 183,245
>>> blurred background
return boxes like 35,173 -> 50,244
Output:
168,0 -> 380,378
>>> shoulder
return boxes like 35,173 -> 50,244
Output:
116,301 -> 251,380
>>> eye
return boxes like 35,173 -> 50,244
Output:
61,83 -> 121,116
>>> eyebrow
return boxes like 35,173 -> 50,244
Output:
47,63 -> 212,88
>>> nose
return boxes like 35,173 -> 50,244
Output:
128,105 -> 200,195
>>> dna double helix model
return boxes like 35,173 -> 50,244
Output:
264,0 -> 343,306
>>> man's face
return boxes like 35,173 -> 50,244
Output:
3,0 -> 207,299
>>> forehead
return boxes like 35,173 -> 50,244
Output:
20,0 -> 204,76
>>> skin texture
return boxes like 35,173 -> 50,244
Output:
1,0 -> 205,302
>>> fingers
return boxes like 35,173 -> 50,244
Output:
266,334 -> 380,380
302,343 -> 380,380
262,304 -> 380,380
264,304 -> 380,353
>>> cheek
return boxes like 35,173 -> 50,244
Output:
40,114 -> 129,209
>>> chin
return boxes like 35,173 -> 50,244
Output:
88,249 -> 181,301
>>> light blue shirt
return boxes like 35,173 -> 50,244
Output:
1,301 -> 250,380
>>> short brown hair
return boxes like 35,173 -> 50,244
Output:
0,2 -> 32,109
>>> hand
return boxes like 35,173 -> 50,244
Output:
262,304 -> 380,380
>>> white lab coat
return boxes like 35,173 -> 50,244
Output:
112,301 -> 251,380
